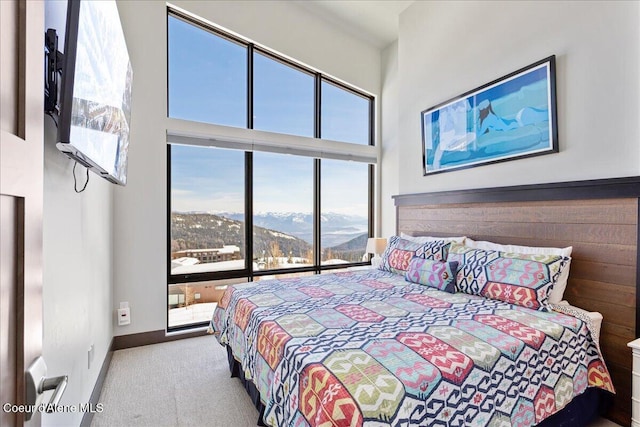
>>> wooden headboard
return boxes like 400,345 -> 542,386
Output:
393,176 -> 640,426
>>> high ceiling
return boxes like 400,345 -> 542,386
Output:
295,1 -> 414,49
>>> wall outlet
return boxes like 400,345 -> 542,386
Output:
117,306 -> 131,326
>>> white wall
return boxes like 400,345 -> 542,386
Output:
42,4 -> 114,426
386,0 -> 639,213
380,41 -> 400,239
113,0 -> 382,336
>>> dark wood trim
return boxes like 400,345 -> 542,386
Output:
112,329 -> 208,351
393,176 -> 640,206
80,337 -> 114,427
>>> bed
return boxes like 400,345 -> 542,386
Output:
211,243 -> 614,426
211,177 -> 640,426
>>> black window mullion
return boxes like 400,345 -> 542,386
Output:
246,151 -> 254,280
166,9 -> 170,118
314,158 -> 321,272
314,73 -> 321,139
246,44 -> 254,278
369,163 -> 374,240
166,143 -> 172,332
247,43 -> 254,129
313,74 -> 322,273
369,95 -> 375,146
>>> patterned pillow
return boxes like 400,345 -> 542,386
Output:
379,236 -> 450,275
404,257 -> 458,293
448,243 -> 570,311
465,238 -> 573,304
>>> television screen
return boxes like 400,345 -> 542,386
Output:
57,0 -> 132,186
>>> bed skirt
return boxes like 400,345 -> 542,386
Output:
537,386 -> 611,427
224,345 -> 610,427
226,345 -> 267,426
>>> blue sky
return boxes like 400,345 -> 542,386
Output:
170,145 -> 369,216
168,16 -> 370,217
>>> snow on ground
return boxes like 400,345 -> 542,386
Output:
169,302 -> 217,327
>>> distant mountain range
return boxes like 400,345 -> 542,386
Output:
171,212 -> 367,263
225,212 -> 367,248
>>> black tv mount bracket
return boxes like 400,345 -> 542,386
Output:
45,28 -> 64,114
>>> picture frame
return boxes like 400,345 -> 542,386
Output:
421,55 -> 558,175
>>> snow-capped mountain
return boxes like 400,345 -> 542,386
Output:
224,212 -> 367,247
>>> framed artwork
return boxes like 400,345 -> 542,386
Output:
421,56 -> 558,175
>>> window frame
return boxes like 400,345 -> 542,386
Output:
166,8 -> 375,330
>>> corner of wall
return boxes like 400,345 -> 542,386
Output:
380,41 -> 399,238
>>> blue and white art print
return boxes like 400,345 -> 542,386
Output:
421,56 -> 557,175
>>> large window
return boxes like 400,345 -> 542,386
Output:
167,9 -> 375,330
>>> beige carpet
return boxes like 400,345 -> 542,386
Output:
91,335 -> 258,427
92,335 -> 620,427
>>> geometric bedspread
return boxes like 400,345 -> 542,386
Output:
211,269 -> 614,427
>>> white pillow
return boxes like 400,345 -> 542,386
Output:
464,238 -> 572,256
554,301 -> 603,346
464,238 -> 572,303
400,233 -> 466,244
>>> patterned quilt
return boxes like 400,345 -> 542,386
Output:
210,269 -> 614,427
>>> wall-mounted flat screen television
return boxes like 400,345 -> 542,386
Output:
56,0 -> 133,186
